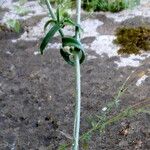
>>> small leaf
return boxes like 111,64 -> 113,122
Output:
62,37 -> 85,64
78,48 -> 85,64
60,48 -> 75,66
62,37 -> 83,50
63,18 -> 76,26
6,19 -> 21,33
60,37 -> 85,65
40,23 -> 62,54
58,143 -> 69,150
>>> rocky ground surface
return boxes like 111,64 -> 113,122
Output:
0,0 -> 150,150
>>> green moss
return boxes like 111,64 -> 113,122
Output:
0,24 -> 10,32
114,27 -> 150,55
82,0 -> 140,13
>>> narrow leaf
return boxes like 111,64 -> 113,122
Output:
63,18 -> 76,26
44,19 -> 57,31
78,48 -> 85,64
62,37 -> 83,50
56,7 -> 60,23
62,37 -> 85,64
60,48 -> 75,66
40,24 -> 61,54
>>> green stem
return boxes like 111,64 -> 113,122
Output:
45,0 -> 64,37
72,0 -> 82,150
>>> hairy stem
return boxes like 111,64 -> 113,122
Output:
72,52 -> 81,150
75,0 -> 81,40
72,0 -> 82,150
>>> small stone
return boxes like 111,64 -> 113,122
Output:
102,107 -> 107,111
39,146 -> 47,150
6,51 -> 12,55
34,51 -> 40,55
119,140 -> 129,147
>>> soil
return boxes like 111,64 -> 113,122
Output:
0,1 -> 150,150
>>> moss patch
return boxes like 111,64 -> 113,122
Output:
0,24 -> 11,32
114,27 -> 150,55
82,0 -> 140,13
83,0 -> 126,12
